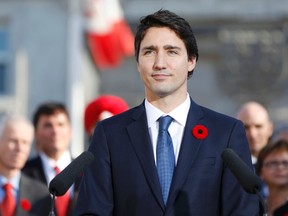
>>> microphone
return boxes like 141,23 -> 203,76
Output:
49,151 -> 95,196
221,148 -> 261,193
221,148 -> 268,216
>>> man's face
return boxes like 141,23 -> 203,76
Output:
0,121 -> 33,171
35,112 -> 71,157
137,27 -> 196,100
237,109 -> 273,157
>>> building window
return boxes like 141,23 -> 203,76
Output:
0,28 -> 9,95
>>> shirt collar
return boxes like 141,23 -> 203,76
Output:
0,171 -> 21,190
145,93 -> 190,127
39,150 -> 72,171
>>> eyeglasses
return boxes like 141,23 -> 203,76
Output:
263,160 -> 288,169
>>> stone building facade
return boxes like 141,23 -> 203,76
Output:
0,0 -> 287,156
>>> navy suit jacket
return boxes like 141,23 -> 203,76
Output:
75,99 -> 259,216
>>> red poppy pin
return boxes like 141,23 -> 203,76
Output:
192,125 -> 208,139
20,199 -> 31,211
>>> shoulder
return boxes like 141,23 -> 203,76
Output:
22,156 -> 43,174
23,156 -> 42,167
99,103 -> 145,126
190,99 -> 244,135
200,105 -> 239,124
19,173 -> 51,215
22,156 -> 45,182
201,106 -> 244,135
190,97 -> 240,126
20,173 -> 48,192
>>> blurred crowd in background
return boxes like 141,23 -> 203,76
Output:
0,0 -> 288,215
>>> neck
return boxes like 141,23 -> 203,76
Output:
146,92 -> 187,113
44,150 -> 66,161
0,168 -> 19,180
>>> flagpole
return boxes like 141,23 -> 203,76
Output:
66,0 -> 85,157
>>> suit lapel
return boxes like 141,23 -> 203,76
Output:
167,99 -> 205,206
29,156 -> 47,184
16,175 -> 31,216
126,104 -> 165,210
37,157 -> 48,184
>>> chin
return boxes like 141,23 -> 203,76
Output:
154,89 -> 171,97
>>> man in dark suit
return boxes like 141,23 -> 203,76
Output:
0,114 -> 51,216
74,9 -> 259,215
22,102 -> 78,216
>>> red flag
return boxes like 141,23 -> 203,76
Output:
84,0 -> 134,69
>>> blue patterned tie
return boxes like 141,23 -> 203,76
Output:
156,115 -> 175,204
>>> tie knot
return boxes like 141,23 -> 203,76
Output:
159,115 -> 173,131
3,183 -> 13,192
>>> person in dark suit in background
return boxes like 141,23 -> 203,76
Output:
0,114 -> 51,216
74,9 -> 259,216
236,101 -> 274,166
236,101 -> 273,200
22,102 -> 78,216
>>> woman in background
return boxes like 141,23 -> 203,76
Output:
257,139 -> 288,216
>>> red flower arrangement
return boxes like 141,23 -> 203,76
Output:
192,125 -> 208,139
20,199 -> 31,211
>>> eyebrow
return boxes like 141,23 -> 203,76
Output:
163,45 -> 181,50
140,45 -> 156,52
141,45 -> 181,52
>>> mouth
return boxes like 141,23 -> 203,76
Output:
152,73 -> 170,80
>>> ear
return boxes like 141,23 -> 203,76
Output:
188,56 -> 197,72
137,62 -> 140,73
269,122 -> 274,137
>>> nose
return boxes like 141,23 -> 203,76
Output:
51,125 -> 59,134
247,128 -> 257,140
14,140 -> 22,151
153,52 -> 166,70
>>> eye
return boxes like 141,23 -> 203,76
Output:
43,123 -> 52,129
168,50 -> 178,55
282,161 -> 288,167
143,50 -> 153,55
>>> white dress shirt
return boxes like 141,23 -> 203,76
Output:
39,150 -> 73,194
145,94 -> 190,165
0,172 -> 20,202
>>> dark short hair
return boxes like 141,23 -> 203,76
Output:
256,139 -> 288,175
32,102 -> 70,128
134,9 -> 199,78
